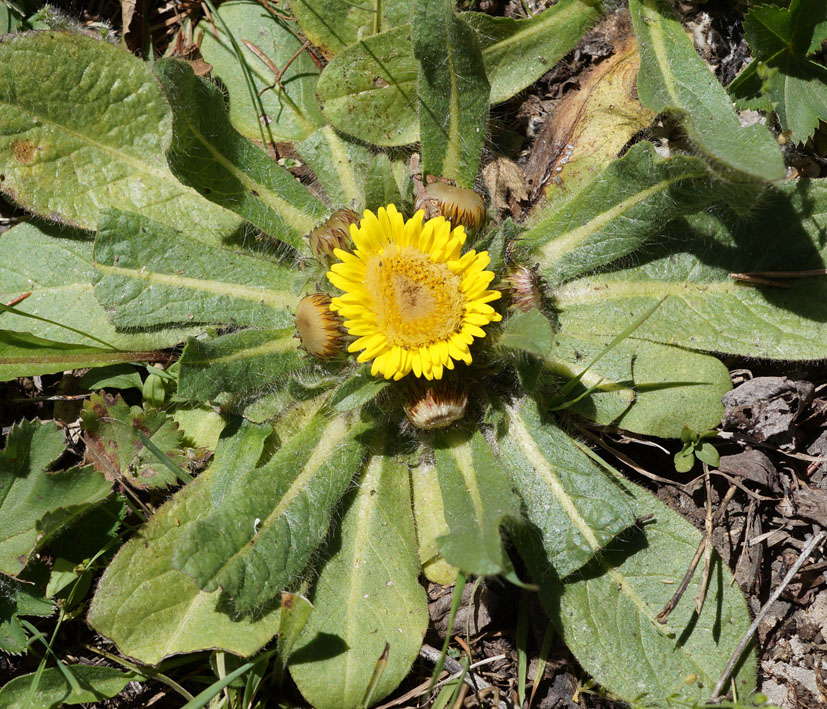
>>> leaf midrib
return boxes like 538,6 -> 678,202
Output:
180,109 -> 319,234
341,439 -> 384,698
536,172 -> 701,265
4,102 -> 179,188
93,262 -> 295,311
207,415 -> 351,588
191,332 -> 297,366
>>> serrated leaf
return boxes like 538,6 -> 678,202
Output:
0,330 -> 162,382
0,222 -> 200,350
316,25 -> 420,147
92,209 -> 297,329
0,421 -> 111,576
413,0 -> 489,186
177,328 -> 306,401
88,423 -> 284,665
155,59 -> 328,251
629,0 -> 785,182
288,0 -> 414,56
0,665 -> 139,708
517,471 -> 756,706
553,180 -> 827,361
289,433 -> 427,709
198,0 -> 325,143
0,31 -> 242,242
524,142 -> 711,284
545,335 -> 731,439
295,126 -> 372,211
173,404 -> 228,451
433,430 -> 520,576
497,310 -> 554,357
0,571 -> 54,655
173,410 -> 370,612
464,0 -> 603,105
80,392 -> 186,490
729,0 -> 827,143
499,399 -> 636,578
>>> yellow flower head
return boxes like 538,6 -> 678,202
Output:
326,205 -> 502,381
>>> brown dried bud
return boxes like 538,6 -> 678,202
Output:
308,209 -> 360,258
502,265 -> 544,312
295,293 -> 347,360
425,182 -> 486,232
404,381 -> 468,430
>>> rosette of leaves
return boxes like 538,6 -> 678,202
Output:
1,0 -> 826,706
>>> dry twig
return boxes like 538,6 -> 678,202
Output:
657,485 -> 736,623
708,531 -> 827,702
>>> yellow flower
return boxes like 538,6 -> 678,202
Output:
326,205 -> 502,381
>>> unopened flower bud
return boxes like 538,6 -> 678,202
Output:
425,182 -> 486,232
295,293 -> 347,360
503,265 -> 544,312
404,381 -> 468,430
308,209 -> 360,258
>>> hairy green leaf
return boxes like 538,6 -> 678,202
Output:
88,421 -> 283,664
365,153 -> 404,212
433,430 -> 520,576
499,399 -> 636,577
155,59 -> 328,251
80,392 -> 186,490
553,180 -> 827,360
277,592 -> 313,671
413,0 -> 489,186
518,472 -> 756,706
296,126 -> 372,211
464,0 -> 603,105
0,665 -> 139,708
178,328 -> 306,401
0,421 -> 111,576
173,410 -> 370,612
545,335 -> 731,439
0,31 -> 242,242
289,0 -> 414,56
524,142 -> 711,284
92,210 -> 298,330
0,222 -> 200,350
0,330 -> 162,382
198,0 -> 325,143
290,434 -> 427,709
497,310 -> 554,357
315,4 -> 604,148
729,0 -> 827,143
329,368 -> 390,412
0,572 -> 53,655
629,0 -> 785,182
316,25 -> 419,147
411,456 -> 458,585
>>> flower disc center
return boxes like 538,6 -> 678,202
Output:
367,246 -> 465,349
